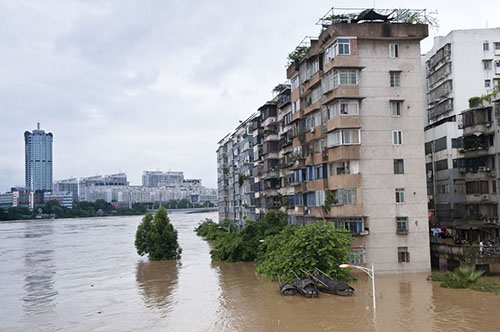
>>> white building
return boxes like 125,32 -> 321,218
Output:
423,28 -> 500,227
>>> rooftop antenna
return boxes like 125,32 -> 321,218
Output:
37,122 -> 40,130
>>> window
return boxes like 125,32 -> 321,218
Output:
291,99 -> 300,114
343,129 -> 360,144
389,43 -> 399,58
484,60 -> 492,70
390,72 -> 400,87
398,247 -> 410,262
396,217 -> 408,234
327,129 -> 360,147
291,76 -> 299,91
394,159 -> 404,174
332,188 -> 357,205
349,248 -> 365,264
336,38 -> 350,55
391,101 -> 402,116
337,69 -> 358,85
327,100 -> 359,119
483,42 -> 489,51
486,79 -> 491,88
496,60 -> 500,68
395,188 -> 405,203
392,130 -> 403,145
495,42 -> 500,50
325,44 -> 335,62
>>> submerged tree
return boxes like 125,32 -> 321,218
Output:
257,221 -> 352,282
135,207 -> 181,261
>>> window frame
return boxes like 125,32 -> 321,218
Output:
398,247 -> 410,263
389,43 -> 399,58
394,159 -> 404,174
483,42 -> 490,51
391,100 -> 403,116
396,217 -> 408,234
395,188 -> 405,204
390,71 -> 401,87
392,130 -> 403,145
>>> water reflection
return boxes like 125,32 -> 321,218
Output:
136,260 -> 179,310
22,221 -> 57,316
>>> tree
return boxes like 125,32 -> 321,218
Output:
135,207 -> 182,261
257,221 -> 352,282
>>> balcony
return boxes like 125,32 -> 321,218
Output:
304,100 -> 321,115
305,151 -> 324,165
291,110 -> 304,123
305,127 -> 323,142
324,54 -> 360,74
277,93 -> 291,109
323,85 -> 360,104
327,115 -> 360,132
327,174 -> 361,190
396,229 -> 408,235
306,179 -> 328,191
327,145 -> 360,162
465,194 -> 496,204
302,71 -> 321,92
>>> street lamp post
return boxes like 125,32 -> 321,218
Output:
340,263 -> 376,311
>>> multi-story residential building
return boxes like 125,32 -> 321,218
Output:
54,178 -> 79,203
142,171 -> 185,187
217,8 -> 432,272
79,173 -> 128,201
217,114 -> 258,224
0,192 -> 17,209
454,97 -> 500,242
24,123 -> 53,191
423,28 -> 500,230
44,191 -> 73,208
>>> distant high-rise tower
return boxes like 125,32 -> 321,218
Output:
25,123 -> 53,191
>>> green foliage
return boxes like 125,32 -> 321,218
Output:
287,46 -> 309,66
428,267 -> 490,291
469,97 -> 482,108
321,190 -> 337,215
195,218 -> 237,241
470,278 -> 500,294
238,174 -> 249,187
195,211 -> 289,262
135,207 -> 181,261
257,221 -> 352,283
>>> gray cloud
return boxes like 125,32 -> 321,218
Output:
1,0 -> 499,191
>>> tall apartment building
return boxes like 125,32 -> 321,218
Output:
217,113 -> 258,224
455,98 -> 500,242
217,9 -> 431,272
142,171 -> 184,187
24,123 -> 53,191
54,178 -> 79,202
79,173 -> 128,201
423,28 -> 500,232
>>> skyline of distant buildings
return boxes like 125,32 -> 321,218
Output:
0,124 -> 217,210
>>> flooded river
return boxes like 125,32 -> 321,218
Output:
1,212 -> 499,332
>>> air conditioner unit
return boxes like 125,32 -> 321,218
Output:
486,168 -> 491,172
482,195 -> 490,201
459,168 -> 467,173
479,166 -> 486,171
486,123 -> 491,127
311,128 -> 315,133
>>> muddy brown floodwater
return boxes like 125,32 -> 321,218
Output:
1,212 -> 500,332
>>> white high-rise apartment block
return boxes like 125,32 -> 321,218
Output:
423,28 -> 500,229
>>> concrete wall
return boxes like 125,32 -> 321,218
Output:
359,39 -> 430,273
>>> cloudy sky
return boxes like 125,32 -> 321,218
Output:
1,0 -> 499,192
